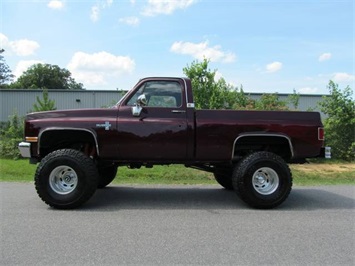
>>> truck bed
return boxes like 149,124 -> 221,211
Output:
195,110 -> 323,161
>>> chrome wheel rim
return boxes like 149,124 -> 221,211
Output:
252,167 -> 279,195
49,166 -> 78,195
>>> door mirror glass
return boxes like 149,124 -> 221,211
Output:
137,94 -> 147,106
132,94 -> 147,117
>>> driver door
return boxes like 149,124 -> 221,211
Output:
117,80 -> 188,161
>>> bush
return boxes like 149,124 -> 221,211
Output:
255,93 -> 288,111
319,81 -> 355,161
0,112 -> 23,159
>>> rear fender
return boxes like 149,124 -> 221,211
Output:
232,133 -> 294,160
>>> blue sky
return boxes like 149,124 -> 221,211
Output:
1,0 -> 354,94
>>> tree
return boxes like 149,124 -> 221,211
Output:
288,89 -> 300,110
32,89 -> 56,112
183,59 -> 216,109
255,93 -> 288,111
212,76 -> 239,109
232,85 -> 256,110
0,49 -> 15,87
183,58 -> 238,109
182,59 -> 299,112
10,63 -> 84,90
319,81 -> 355,161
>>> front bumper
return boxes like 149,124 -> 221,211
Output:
18,142 -> 31,158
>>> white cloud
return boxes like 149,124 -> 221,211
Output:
332,72 -> 355,82
90,6 -> 100,22
318,52 -> 332,62
90,0 -> 113,22
47,0 -> 64,10
142,0 -> 197,16
0,33 -> 39,56
170,41 -> 236,63
67,51 -> 135,87
11,39 -> 40,56
0,33 -> 8,46
119,16 -> 140,26
13,60 -> 44,79
265,61 -> 282,73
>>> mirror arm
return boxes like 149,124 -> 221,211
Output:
132,104 -> 143,117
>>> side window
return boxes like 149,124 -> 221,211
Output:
149,95 -> 177,107
127,84 -> 145,106
126,81 -> 182,108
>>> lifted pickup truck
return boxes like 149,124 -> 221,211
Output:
19,77 -> 326,209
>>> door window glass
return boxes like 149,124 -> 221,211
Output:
126,81 -> 182,107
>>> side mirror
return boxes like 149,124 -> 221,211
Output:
132,94 -> 147,117
137,94 -> 147,106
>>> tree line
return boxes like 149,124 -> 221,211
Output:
0,49 -> 84,90
0,51 -> 354,161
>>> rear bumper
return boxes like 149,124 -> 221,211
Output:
18,142 -> 31,158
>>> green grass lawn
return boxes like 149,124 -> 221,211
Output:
0,159 -> 37,182
1,159 -> 354,186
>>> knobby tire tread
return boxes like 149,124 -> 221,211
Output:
232,151 -> 292,209
34,149 -> 98,209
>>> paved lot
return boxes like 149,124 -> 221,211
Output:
1,182 -> 354,265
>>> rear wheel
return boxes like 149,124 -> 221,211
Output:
232,151 -> 292,209
35,149 -> 99,209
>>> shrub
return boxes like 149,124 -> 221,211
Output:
0,112 -> 23,159
319,81 -> 354,161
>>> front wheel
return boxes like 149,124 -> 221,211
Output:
98,165 -> 118,188
232,152 -> 292,209
214,167 -> 234,190
34,149 -> 99,209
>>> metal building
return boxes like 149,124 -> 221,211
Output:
0,89 -> 126,122
0,89 -> 326,122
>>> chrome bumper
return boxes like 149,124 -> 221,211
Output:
18,142 -> 31,158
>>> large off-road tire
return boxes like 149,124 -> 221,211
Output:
34,149 -> 99,209
232,151 -> 292,209
214,167 -> 234,190
97,165 -> 118,188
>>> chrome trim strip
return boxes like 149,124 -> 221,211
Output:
232,133 -> 294,159
38,127 -> 99,156
181,78 -> 189,108
171,110 -> 186,113
180,78 -> 195,108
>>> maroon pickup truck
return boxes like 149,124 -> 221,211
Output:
19,77 -> 326,209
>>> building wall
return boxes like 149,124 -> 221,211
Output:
0,89 -> 126,122
0,89 -> 326,122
